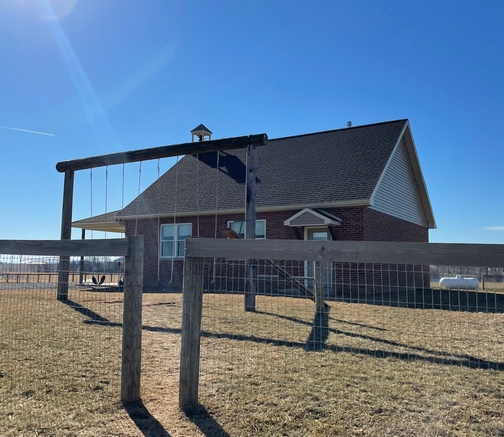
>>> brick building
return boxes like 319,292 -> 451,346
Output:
73,119 -> 435,292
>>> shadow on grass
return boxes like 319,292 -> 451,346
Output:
82,315 -> 504,371
304,306 -> 330,351
183,404 -> 230,437
333,288 -> 504,313
258,309 -> 492,363
124,400 -> 171,437
62,299 -> 110,323
329,317 -> 387,331
69,296 -> 504,372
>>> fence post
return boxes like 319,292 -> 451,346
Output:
121,236 -> 144,404
314,261 -> 329,313
179,256 -> 204,410
57,169 -> 74,301
79,229 -> 85,284
244,141 -> 257,312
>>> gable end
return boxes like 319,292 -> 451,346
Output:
370,135 -> 428,227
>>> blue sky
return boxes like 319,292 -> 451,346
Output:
0,0 -> 503,243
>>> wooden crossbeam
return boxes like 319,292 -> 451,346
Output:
56,134 -> 268,172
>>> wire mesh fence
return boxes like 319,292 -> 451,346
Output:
3,237 -> 504,436
181,240 -> 504,436
0,238 -> 151,437
0,253 -> 130,436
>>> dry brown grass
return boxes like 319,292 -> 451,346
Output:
1,289 -> 504,436
198,295 -> 504,436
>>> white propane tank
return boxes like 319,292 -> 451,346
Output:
439,275 -> 479,290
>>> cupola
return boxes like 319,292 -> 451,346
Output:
191,124 -> 212,142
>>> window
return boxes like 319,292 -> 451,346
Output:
310,231 -> 330,241
227,220 -> 266,239
160,223 -> 192,257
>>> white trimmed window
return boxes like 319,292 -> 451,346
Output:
227,220 -> 266,239
160,223 -> 192,258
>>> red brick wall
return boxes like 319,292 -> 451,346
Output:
125,206 -> 429,291
333,208 -> 429,295
363,208 -> 429,242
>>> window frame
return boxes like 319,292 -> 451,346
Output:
160,223 -> 192,258
227,219 -> 266,239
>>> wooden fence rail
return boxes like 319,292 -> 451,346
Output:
0,239 -> 129,257
184,239 -> 504,267
0,272 -> 123,284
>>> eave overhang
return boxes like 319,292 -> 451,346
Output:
72,222 -> 125,233
72,210 -> 125,233
115,199 -> 371,221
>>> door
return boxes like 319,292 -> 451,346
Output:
304,228 -> 332,292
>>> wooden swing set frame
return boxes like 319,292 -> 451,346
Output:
55,133 -> 268,312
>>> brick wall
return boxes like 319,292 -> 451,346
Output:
363,208 -> 428,242
125,206 -> 430,291
331,208 -> 430,295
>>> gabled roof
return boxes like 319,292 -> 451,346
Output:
284,208 -> 342,227
191,124 -> 212,134
75,119 -> 435,230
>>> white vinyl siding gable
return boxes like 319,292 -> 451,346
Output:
370,138 -> 428,227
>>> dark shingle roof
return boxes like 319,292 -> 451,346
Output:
191,124 -> 212,133
73,210 -> 120,224
118,119 -> 409,218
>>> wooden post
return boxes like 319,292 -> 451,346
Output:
121,236 -> 144,404
57,169 -> 74,301
179,256 -> 204,410
79,229 -> 85,284
314,261 -> 329,313
244,141 -> 257,312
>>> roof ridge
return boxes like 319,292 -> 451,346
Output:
268,119 -> 408,142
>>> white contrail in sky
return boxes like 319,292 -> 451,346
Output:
0,126 -> 55,137
485,226 -> 504,231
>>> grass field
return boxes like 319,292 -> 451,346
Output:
1,288 -> 504,436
